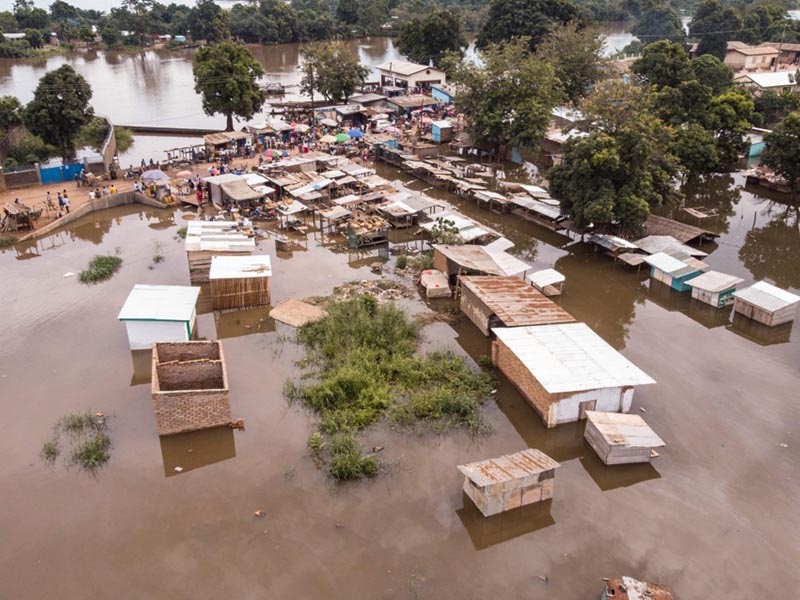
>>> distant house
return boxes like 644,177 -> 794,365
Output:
2,32 -> 26,40
735,69 -> 800,93
375,60 -> 446,91
431,83 -> 459,104
724,41 -> 779,71
758,41 -> 800,65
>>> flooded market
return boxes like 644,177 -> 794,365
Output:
1,32 -> 800,600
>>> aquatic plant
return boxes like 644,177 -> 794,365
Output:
408,250 -> 434,274
40,438 -> 60,465
289,295 -> 493,481
396,254 -> 407,269
72,433 -> 111,472
41,410 -> 111,473
78,255 -> 123,283
0,235 -> 17,248
176,226 -> 188,239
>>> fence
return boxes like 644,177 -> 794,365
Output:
39,162 -> 84,185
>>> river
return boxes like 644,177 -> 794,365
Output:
1,34 -> 799,599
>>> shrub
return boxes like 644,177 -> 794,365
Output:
396,254 -> 407,269
41,438 -> 60,465
0,235 -> 17,248
78,255 -> 123,283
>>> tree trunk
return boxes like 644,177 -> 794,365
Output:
226,112 -> 234,132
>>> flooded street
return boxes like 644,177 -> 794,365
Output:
1,165 -> 798,598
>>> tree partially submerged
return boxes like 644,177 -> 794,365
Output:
395,9 -> 466,66
299,42 -> 369,105
762,111 -> 800,199
447,37 -> 561,158
193,41 -> 265,132
23,65 -> 94,160
477,0 -> 581,53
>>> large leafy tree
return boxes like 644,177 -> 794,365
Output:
536,23 -> 608,106
122,0 -> 154,46
0,95 -> 22,132
477,0 -> 581,53
193,41 -> 265,131
189,0 -> 230,43
762,111 -> 800,198
395,9 -> 466,66
632,1 -> 685,45
23,65 -> 94,160
690,54 -> 733,96
708,89 -> 754,164
299,42 -> 369,104
741,4 -> 789,45
448,37 -> 561,157
631,40 -> 692,89
690,0 -> 743,61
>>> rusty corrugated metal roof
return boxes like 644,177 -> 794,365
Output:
457,449 -> 560,488
602,577 -> 673,600
460,276 -> 576,327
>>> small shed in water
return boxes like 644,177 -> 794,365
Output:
686,270 -> 744,308
491,323 -> 655,428
643,252 -> 705,292
151,341 -> 231,436
526,268 -> 565,296
432,244 -> 530,282
598,577 -> 673,600
457,449 -> 560,517
185,221 -> 255,284
118,284 -> 201,350
459,276 -> 575,336
732,280 -> 800,327
431,120 -> 453,143
209,255 -> 271,310
584,411 -> 664,465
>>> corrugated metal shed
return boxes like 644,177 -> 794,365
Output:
584,411 -> 664,449
185,221 -> 255,252
644,214 -> 717,243
733,280 -> 800,311
526,268 -> 565,289
643,252 -> 699,277
209,255 -> 271,280
220,179 -> 262,202
434,245 -> 529,277
491,323 -> 656,393
590,233 -> 639,252
319,206 -> 351,221
118,284 -> 200,322
634,235 -> 708,257
457,449 -> 560,487
508,195 -> 562,220
686,270 -> 744,293
460,276 -> 575,327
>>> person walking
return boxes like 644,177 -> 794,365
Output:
63,195 -> 70,213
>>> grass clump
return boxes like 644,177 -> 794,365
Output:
78,255 -> 123,283
0,235 -> 17,248
41,410 -> 111,473
408,250 -> 434,274
396,254 -> 407,269
289,294 -> 493,481
176,226 -> 187,239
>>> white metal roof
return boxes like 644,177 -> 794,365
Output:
509,195 -> 562,220
585,411 -> 665,449
202,173 -> 243,185
643,252 -> 699,277
118,284 -> 200,322
376,60 -> 439,76
743,70 -> 797,89
209,255 -> 271,280
185,220 -> 255,252
733,280 -> 800,312
518,184 -> 551,199
526,268 -> 565,288
492,323 -> 656,393
589,233 -> 639,251
242,173 -> 268,186
431,120 -> 453,128
277,200 -> 308,215
685,270 -> 744,293
634,235 -> 708,257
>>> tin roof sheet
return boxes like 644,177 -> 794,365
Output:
457,449 -> 560,488
526,268 -> 565,288
733,280 -> 800,312
492,323 -> 656,393
634,235 -> 708,257
585,411 -> 664,449
118,284 -> 200,322
461,276 -> 575,327
685,270 -> 744,293
643,252 -> 699,277
433,245 -> 529,277
209,255 -> 271,280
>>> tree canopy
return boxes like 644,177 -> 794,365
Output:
448,37 -> 561,157
0,95 -> 22,132
299,42 -> 369,104
477,0 -> 582,52
762,111 -> 800,198
23,65 -> 94,160
632,1 -> 685,45
395,9 -> 466,66
188,0 -> 230,43
689,0 -> 743,61
193,41 -> 265,131
631,40 -> 692,89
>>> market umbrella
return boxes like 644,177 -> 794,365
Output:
348,129 -> 364,139
175,170 -> 192,178
141,169 -> 169,182
265,149 -> 276,157
335,133 -> 350,143
281,149 -> 290,157
320,134 -> 337,144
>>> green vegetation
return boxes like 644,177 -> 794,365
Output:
193,41 -> 265,132
114,126 -> 133,153
0,235 -> 18,248
176,226 -> 188,239
476,0 -> 582,53
395,9 -> 466,66
395,254 -> 408,270
299,42 -> 370,105
288,295 -> 493,481
75,116 -> 110,152
41,410 -> 111,473
763,112 -> 800,199
78,255 -> 123,283
408,250 -> 434,273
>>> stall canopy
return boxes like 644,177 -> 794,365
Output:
221,180 -> 263,203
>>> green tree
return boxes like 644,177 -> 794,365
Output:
690,0 -> 743,61
100,19 -> 123,47
259,0 -> 298,43
299,42 -> 369,104
49,1 -> 78,25
762,111 -> 800,198
477,0 -> 581,53
741,4 -> 788,45
631,40 -> 692,89
193,41 -> 265,131
537,23 -> 608,105
449,37 -> 561,157
632,1 -> 685,45
671,123 -> 720,176
690,54 -> 733,96
189,0 -> 229,43
709,89 -> 754,164
0,11 -> 19,33
24,28 -> 43,49
78,25 -> 94,43
229,4 -> 270,43
336,0 -> 360,25
23,65 -> 94,160
0,95 -> 22,131
395,9 -> 466,66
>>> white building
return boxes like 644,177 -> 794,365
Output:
725,42 -> 779,71
118,285 -> 201,350
375,60 -> 446,90
732,280 -> 800,327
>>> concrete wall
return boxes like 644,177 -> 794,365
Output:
459,285 -> 493,336
493,338 -> 557,427
156,360 -> 224,391
463,469 -> 555,517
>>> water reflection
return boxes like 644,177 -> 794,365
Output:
456,494 -> 555,550
214,306 -> 276,338
739,209 -> 800,289
677,173 -> 741,236
130,349 -> 153,386
579,451 -> 661,491
728,312 -> 794,346
159,426 -> 237,477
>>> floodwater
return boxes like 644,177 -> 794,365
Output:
1,166 -> 798,598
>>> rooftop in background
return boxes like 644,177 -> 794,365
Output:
118,284 -> 200,322
726,42 -> 779,56
376,60 -> 441,77
459,276 -> 576,327
385,94 -> 441,109
457,449 -> 560,488
733,280 -> 800,312
634,235 -> 708,257
491,323 -> 656,394
737,70 -> 799,89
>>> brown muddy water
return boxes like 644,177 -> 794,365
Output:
0,172 -> 798,599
